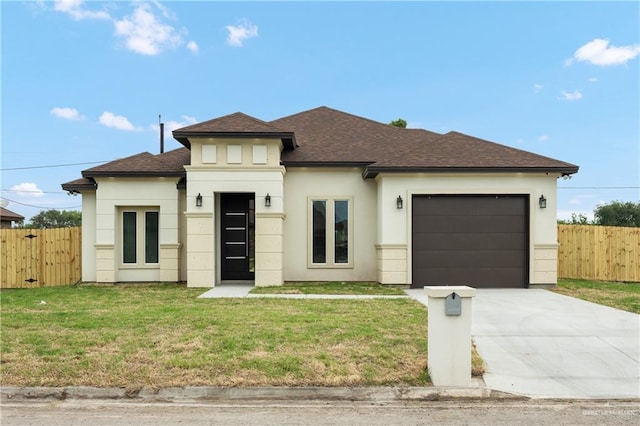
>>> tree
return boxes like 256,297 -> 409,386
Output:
558,213 -> 591,225
23,209 -> 82,228
593,201 -> 640,227
389,118 -> 407,128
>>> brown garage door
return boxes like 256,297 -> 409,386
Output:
412,195 -> 528,289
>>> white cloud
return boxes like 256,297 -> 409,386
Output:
99,111 -> 139,131
538,135 -> 549,142
533,83 -> 543,93
559,90 -> 583,101
151,115 -> 198,138
587,77 -> 599,82
114,3 -> 183,55
567,38 -> 640,66
226,20 -> 258,47
187,40 -> 199,55
53,0 -> 110,20
10,183 -> 44,198
50,107 -> 84,121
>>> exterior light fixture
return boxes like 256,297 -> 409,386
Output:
265,193 -> 271,207
196,193 -> 203,207
397,195 -> 403,209
539,195 -> 547,209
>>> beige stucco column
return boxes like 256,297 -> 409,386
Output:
424,285 -> 476,387
255,212 -> 285,286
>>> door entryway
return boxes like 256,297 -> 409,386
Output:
220,193 -> 255,281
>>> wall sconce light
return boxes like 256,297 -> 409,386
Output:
538,195 -> 547,209
196,193 -> 203,207
396,195 -> 403,209
265,193 -> 271,207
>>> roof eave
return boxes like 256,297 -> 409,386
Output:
281,161 -> 373,168
61,183 -> 97,193
82,171 -> 186,178
362,165 -> 580,179
172,131 -> 297,150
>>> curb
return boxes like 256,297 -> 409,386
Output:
1,383 -> 524,403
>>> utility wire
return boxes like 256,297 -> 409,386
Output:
0,197 -> 80,210
2,189 -> 68,194
0,160 -> 108,171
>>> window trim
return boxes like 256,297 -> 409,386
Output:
119,207 -> 160,268
307,196 -> 354,269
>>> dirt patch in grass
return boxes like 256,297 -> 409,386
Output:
552,279 -> 640,314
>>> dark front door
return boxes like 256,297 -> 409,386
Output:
221,193 -> 255,280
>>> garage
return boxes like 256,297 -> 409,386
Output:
412,195 -> 528,289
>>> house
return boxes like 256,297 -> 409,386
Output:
62,106 -> 578,289
1,207 -> 24,228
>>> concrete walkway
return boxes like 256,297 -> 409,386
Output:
199,285 -> 640,399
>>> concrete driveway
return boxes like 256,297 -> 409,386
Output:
471,289 -> 639,399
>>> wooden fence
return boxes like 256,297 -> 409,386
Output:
1,227 -> 81,289
1,224 -> 638,288
558,224 -> 640,282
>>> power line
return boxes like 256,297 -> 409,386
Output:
0,197 -> 80,210
2,189 -> 67,194
0,160 -> 108,171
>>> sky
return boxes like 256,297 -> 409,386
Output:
1,0 -> 639,222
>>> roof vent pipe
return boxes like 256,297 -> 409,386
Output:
159,114 -> 164,154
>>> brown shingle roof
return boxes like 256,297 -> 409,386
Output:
274,106 -> 578,176
173,112 -> 296,149
62,106 -> 578,191
0,207 -> 24,221
81,148 -> 189,177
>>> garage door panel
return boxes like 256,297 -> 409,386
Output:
413,197 -> 525,216
413,249 -> 526,268
413,232 -> 526,251
415,215 -> 525,233
412,195 -> 528,289
413,267 -> 525,287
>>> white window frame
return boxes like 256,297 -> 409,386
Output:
119,207 -> 160,268
307,196 -> 353,268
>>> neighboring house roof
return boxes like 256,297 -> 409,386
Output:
0,207 -> 24,222
62,106 -> 578,191
173,112 -> 297,150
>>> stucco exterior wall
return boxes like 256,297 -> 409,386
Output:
184,137 -> 286,287
81,191 -> 97,282
283,168 -> 378,282
375,172 -> 560,286
92,177 -> 182,282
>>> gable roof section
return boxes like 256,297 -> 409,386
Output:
173,112 -> 297,150
273,106 -> 578,176
81,148 -> 189,177
61,148 -> 189,192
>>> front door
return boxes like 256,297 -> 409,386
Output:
220,193 -> 255,280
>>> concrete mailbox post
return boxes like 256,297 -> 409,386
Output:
424,286 -> 476,387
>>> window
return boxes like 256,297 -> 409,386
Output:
121,209 -> 159,265
309,198 -> 352,267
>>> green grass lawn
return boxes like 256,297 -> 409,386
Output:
553,279 -> 640,314
250,281 -> 406,295
0,284 -> 443,389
